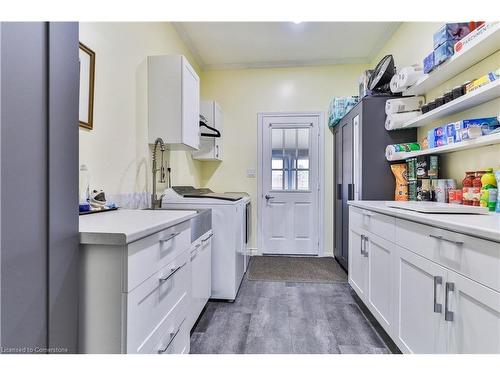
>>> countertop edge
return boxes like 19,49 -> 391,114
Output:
79,212 -> 197,246
347,201 -> 500,243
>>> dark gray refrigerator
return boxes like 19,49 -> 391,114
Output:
1,22 -> 79,353
332,96 -> 417,271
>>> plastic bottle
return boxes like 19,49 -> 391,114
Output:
496,171 -> 500,213
471,171 -> 484,207
79,164 -> 90,204
462,171 -> 475,205
480,168 -> 497,211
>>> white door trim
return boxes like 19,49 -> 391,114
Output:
257,111 -> 325,256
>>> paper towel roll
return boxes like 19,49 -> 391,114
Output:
385,111 -> 421,130
390,74 -> 400,93
390,65 -> 424,93
398,65 -> 424,88
385,96 -> 425,115
385,143 -> 421,161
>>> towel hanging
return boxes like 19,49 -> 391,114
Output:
199,115 -> 221,138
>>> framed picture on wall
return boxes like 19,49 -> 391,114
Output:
79,42 -> 95,130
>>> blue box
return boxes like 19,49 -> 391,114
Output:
446,122 -> 462,144
428,126 -> 448,148
433,23 -> 471,49
434,41 -> 455,66
423,52 -> 435,74
462,117 -> 500,135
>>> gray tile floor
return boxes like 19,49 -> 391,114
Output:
190,275 -> 393,354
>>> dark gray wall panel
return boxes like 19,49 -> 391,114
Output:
1,22 -> 48,351
47,22 -> 79,353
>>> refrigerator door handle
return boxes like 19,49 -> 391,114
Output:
337,184 -> 342,200
347,183 -> 354,201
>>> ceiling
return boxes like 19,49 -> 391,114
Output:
173,22 -> 401,70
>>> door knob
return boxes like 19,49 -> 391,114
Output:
265,194 -> 275,200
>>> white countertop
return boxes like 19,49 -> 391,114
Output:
79,209 -> 197,245
348,201 -> 500,243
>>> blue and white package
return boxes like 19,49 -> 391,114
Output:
428,126 -> 448,148
462,116 -> 500,135
328,96 -> 359,128
433,23 -> 471,49
423,52 -> 435,74
434,41 -> 455,66
446,122 -> 462,144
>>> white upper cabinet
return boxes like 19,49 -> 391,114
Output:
148,55 -> 200,150
192,101 -> 223,161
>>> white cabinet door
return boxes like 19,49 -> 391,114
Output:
181,58 -> 200,150
193,101 -> 223,161
148,55 -> 199,150
214,102 -> 223,160
366,233 -> 396,335
348,226 -> 368,301
200,234 -> 212,301
445,270 -> 500,353
395,246 -> 447,353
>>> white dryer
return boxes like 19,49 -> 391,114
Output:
162,186 -> 250,301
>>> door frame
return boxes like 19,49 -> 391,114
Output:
257,112 -> 325,256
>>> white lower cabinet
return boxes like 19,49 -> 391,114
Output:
348,205 -> 500,354
187,232 -> 212,330
79,221 -> 192,354
445,270 -> 500,354
348,225 -> 368,300
395,246 -> 447,353
366,234 -> 396,335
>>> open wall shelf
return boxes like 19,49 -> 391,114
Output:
403,24 -> 500,96
386,132 -> 500,161
394,80 -> 500,130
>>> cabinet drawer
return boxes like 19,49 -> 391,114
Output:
127,220 -> 190,292
127,249 -> 190,353
396,218 -> 500,292
134,304 -> 189,354
156,317 -> 190,354
350,206 -> 395,242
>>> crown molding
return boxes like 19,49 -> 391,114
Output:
172,22 -> 401,72
172,22 -> 206,70
202,57 -> 370,71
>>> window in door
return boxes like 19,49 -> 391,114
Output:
271,127 -> 310,191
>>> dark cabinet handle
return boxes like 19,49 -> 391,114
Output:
337,184 -> 342,200
348,184 -> 354,200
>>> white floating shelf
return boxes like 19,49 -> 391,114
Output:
397,80 -> 500,129
386,132 -> 500,161
403,23 -> 500,96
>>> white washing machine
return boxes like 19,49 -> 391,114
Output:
162,186 -> 250,301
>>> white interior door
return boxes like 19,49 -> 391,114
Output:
260,114 -> 320,255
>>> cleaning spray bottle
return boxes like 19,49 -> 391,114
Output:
496,170 -> 500,213
480,168 -> 497,211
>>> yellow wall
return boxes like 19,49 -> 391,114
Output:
200,65 -> 367,253
372,22 -> 500,182
79,22 -> 365,255
79,22 -> 204,196
79,21 -> 498,257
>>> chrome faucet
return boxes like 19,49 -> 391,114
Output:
151,137 -> 166,209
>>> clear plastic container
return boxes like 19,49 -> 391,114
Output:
79,164 -> 90,204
